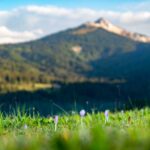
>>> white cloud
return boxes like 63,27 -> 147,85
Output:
25,5 -> 70,16
119,12 -> 150,24
0,5 -> 150,44
0,26 -> 43,44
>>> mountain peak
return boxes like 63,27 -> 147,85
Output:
84,18 -> 150,43
85,18 -> 112,29
94,18 -> 110,26
95,18 -> 108,23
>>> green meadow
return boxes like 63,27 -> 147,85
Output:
0,108 -> 149,150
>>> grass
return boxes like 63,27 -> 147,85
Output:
0,83 -> 52,93
0,108 -> 149,150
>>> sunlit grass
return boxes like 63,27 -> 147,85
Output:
0,108 -> 149,150
0,83 -> 52,93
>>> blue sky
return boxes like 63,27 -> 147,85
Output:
0,0 -> 148,10
0,0 -> 149,44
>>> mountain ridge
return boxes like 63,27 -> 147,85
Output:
82,18 -> 150,43
0,18 -> 149,85
0,17 -> 150,105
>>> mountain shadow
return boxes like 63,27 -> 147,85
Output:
0,81 -> 149,115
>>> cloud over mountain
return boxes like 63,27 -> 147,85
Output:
0,5 -> 150,44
